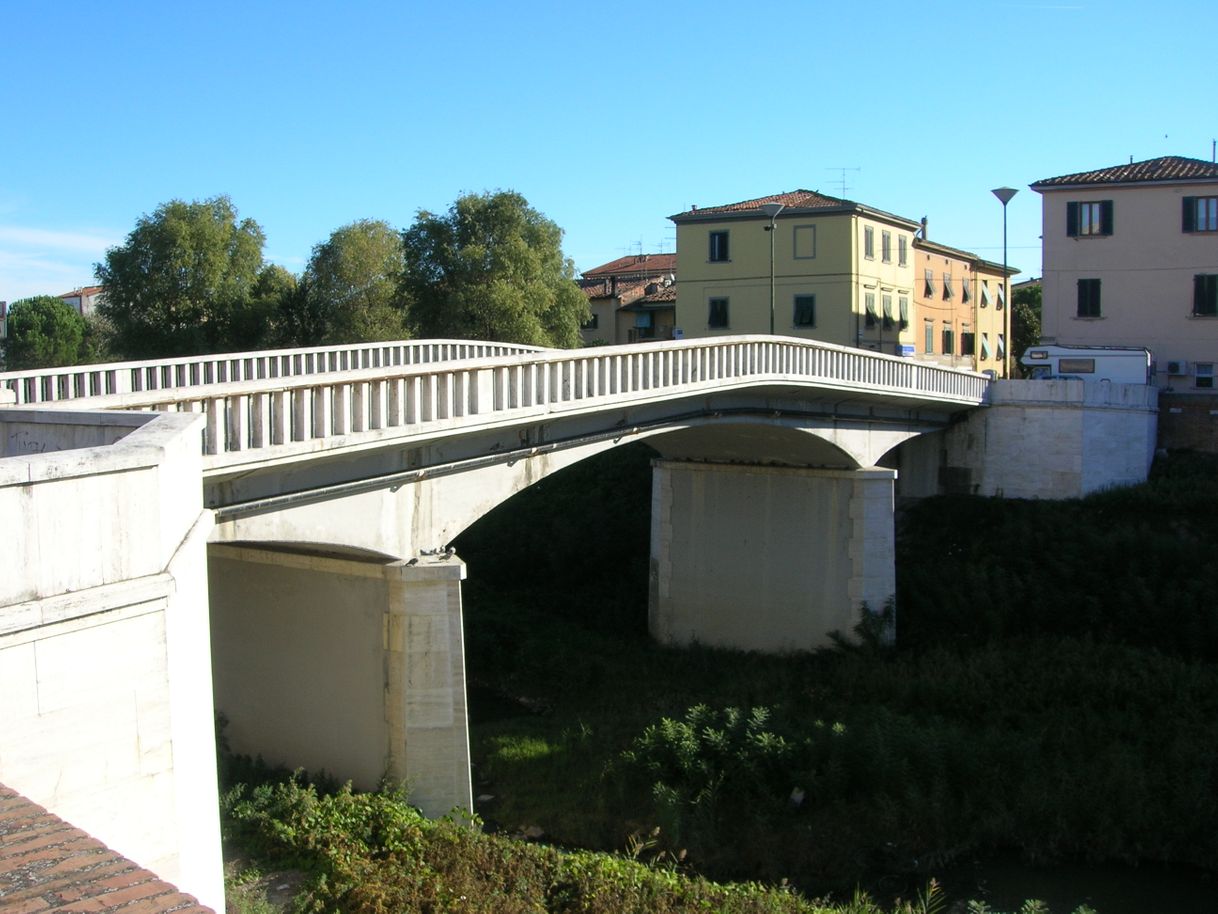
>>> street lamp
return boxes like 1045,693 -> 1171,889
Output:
760,202 -> 785,334
991,187 -> 1017,377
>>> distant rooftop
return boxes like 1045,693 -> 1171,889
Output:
1031,155 -> 1218,189
670,190 -> 920,229
582,254 -> 675,278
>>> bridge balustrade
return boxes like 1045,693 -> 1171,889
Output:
0,339 -> 543,406
3,337 -> 989,460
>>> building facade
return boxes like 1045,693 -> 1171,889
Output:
913,237 -> 1011,376
1031,155 -> 1218,389
578,254 -> 676,345
670,191 -> 1011,374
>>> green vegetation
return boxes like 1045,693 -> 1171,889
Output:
1,294 -> 102,369
400,190 -> 590,348
222,776 -> 1088,914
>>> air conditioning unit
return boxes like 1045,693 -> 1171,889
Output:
1167,360 -> 1188,375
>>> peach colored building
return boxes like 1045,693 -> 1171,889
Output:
1031,155 -> 1218,389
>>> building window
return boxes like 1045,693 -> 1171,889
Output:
980,279 -> 991,308
942,272 -> 953,300
1077,278 -> 1102,318
981,332 -> 992,360
961,279 -> 971,304
709,231 -> 730,262
1067,200 -> 1113,237
961,329 -> 975,357
1194,274 -> 1218,316
942,324 -> 954,355
581,313 -> 599,330
1196,362 -> 1215,389
1183,197 -> 1218,233
794,225 -> 816,259
996,282 -> 1006,310
924,320 -> 934,353
898,235 -> 908,266
898,295 -> 909,329
793,294 -> 816,327
708,297 -> 729,327
882,294 -> 894,329
864,226 -> 875,259
864,292 -> 877,328
881,231 -> 892,263
924,269 -> 935,297
997,333 -> 1006,360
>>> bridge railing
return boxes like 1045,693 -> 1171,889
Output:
15,336 -> 988,461
0,339 -> 544,406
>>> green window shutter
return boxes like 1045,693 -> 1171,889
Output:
1184,197 -> 1197,232
1066,201 -> 1079,237
1100,200 -> 1114,235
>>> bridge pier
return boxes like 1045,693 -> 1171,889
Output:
648,460 -> 896,652
208,544 -> 472,818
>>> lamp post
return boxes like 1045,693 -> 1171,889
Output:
991,187 -> 1017,377
760,202 -> 785,334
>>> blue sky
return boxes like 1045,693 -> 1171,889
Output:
2,0 -> 1215,304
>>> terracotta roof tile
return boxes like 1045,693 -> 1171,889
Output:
671,190 -> 849,219
0,784 -> 214,914
637,285 -> 676,303
1031,156 -> 1218,189
582,254 -> 676,278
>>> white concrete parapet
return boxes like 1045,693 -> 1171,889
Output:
9,337 -> 989,471
0,408 -> 222,911
0,339 -> 544,406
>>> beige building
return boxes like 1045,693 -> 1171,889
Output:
913,237 -> 1013,376
1031,155 -> 1218,389
671,192 -> 920,354
578,254 -> 677,345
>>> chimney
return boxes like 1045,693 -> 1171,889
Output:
920,216 -> 928,240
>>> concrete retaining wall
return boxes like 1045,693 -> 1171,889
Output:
897,379 -> 1158,500
0,409 -> 223,912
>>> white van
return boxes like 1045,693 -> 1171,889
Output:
1020,345 -> 1152,384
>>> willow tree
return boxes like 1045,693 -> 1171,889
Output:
401,191 -> 588,347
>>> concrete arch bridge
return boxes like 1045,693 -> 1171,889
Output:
2,335 -> 989,888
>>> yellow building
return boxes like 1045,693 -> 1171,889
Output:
913,237 -> 1014,376
670,191 -> 920,355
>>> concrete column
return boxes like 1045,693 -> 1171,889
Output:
384,559 -> 473,819
649,460 -> 896,653
208,546 -> 472,819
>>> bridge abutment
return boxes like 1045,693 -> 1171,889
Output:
648,460 -> 896,652
208,545 -> 472,818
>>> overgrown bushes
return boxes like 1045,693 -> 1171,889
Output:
222,776 -> 1090,914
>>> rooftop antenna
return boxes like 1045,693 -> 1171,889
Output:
826,166 -> 861,199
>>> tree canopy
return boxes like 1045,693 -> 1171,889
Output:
1012,282 -> 1042,373
2,296 -> 90,370
95,196 -> 265,357
295,219 -> 408,345
401,191 -> 588,348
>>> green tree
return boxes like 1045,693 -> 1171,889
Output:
1012,282 -> 1042,374
297,219 -> 408,345
95,196 -> 265,357
3,295 -> 89,370
401,191 -> 589,347
235,263 -> 300,348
